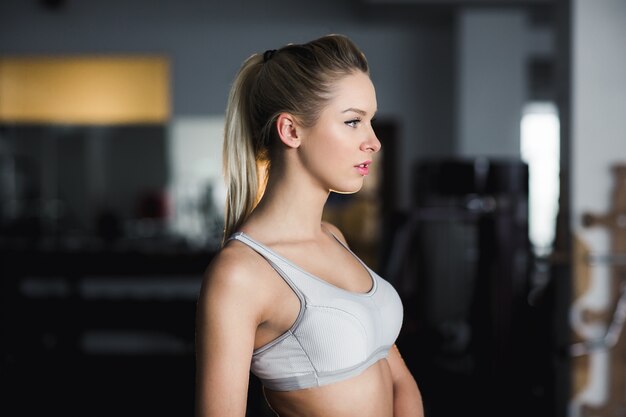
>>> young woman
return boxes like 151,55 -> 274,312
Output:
195,34 -> 424,417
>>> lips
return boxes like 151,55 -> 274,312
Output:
355,160 -> 371,176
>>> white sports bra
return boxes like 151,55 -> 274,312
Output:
229,232 -> 404,392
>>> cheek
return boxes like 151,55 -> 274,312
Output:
303,125 -> 353,170
325,128 -> 353,153
319,141 -> 350,168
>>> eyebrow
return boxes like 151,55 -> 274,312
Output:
341,107 -> 376,116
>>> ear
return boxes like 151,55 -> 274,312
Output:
276,113 -> 301,148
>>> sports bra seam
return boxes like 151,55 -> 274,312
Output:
257,345 -> 392,390
251,264 -> 306,354
252,328 -> 320,381
253,329 -> 294,356
315,345 -> 392,378
305,304 -> 369,339
291,330 -> 321,380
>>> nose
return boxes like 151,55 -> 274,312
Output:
361,127 -> 381,153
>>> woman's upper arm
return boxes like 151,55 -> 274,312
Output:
195,249 -> 263,417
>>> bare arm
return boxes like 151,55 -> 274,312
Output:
388,344 -> 424,417
195,248 -> 263,417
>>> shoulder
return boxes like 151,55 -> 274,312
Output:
198,240 -> 272,318
321,221 -> 349,246
205,240 -> 261,282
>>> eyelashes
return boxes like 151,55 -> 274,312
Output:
345,117 -> 377,128
345,118 -> 361,128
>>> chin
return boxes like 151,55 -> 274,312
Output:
329,184 -> 363,195
325,175 -> 367,194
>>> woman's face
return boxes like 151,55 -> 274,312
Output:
297,71 -> 381,194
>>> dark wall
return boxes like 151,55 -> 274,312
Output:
0,0 -> 457,209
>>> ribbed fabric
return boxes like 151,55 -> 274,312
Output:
229,232 -> 404,392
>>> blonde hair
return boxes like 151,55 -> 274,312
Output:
222,34 -> 369,242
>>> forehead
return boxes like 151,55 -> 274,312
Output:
326,71 -> 377,112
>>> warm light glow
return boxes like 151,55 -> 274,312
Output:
521,102 -> 560,256
0,56 -> 170,124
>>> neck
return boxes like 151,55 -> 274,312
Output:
241,162 -> 330,242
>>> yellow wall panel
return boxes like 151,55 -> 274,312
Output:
0,56 -> 170,124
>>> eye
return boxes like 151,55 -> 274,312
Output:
345,118 -> 361,128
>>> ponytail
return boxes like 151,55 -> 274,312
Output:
222,54 -> 265,243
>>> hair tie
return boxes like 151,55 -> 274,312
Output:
263,49 -> 277,63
